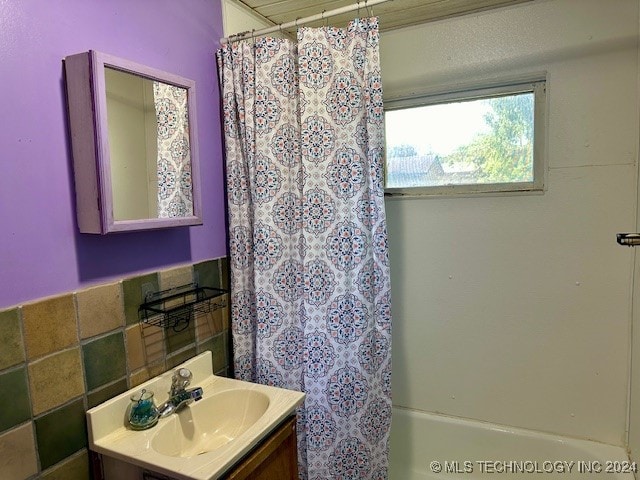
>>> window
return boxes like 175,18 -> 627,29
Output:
384,80 -> 546,195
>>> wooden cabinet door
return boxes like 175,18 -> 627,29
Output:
225,416 -> 298,480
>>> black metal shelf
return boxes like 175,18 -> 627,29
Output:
138,283 -> 228,332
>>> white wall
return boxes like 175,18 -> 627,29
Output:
221,0 -> 640,446
629,11 -> 640,459
383,0 -> 638,445
221,0 -> 274,38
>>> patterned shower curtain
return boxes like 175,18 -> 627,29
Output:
217,18 -> 392,479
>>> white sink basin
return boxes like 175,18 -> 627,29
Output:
151,389 -> 270,457
86,352 -> 305,480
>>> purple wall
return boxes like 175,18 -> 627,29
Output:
0,1 -> 227,308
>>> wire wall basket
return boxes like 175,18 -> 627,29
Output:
138,283 -> 228,332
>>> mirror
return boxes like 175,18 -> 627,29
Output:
64,50 -> 202,233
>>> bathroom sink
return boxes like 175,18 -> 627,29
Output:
151,389 -> 270,457
86,351 -> 305,480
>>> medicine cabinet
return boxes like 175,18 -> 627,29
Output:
64,50 -> 202,233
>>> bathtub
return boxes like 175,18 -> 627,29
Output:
389,407 -> 635,479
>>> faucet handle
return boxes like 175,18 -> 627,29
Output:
170,368 -> 192,392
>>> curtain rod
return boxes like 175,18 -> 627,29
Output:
220,0 -> 392,44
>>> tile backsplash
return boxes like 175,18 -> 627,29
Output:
0,258 -> 231,480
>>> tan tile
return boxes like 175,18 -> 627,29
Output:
125,324 -> 145,371
148,361 -> 168,377
29,348 -> 84,415
196,308 -> 224,342
41,450 -> 89,480
126,323 -> 165,387
159,265 -> 194,290
0,423 -> 38,479
129,368 -> 150,388
141,323 -> 165,364
220,295 -> 230,331
22,295 -> 78,360
0,308 -> 25,370
158,265 -> 196,312
196,293 -> 229,342
130,361 -> 166,388
76,282 -> 125,339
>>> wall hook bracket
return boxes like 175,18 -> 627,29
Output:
617,233 -> 640,247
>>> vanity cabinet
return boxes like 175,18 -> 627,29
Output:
96,416 -> 299,480
88,352 -> 304,480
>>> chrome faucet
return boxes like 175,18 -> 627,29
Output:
158,368 -> 203,418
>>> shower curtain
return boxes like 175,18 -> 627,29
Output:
217,18 -> 392,479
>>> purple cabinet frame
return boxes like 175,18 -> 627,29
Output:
64,50 -> 202,234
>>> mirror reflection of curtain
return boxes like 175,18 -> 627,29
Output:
153,82 -> 193,218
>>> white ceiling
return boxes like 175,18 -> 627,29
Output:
232,0 -> 535,34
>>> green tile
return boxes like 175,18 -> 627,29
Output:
197,337 -> 215,356
82,332 -> 126,391
167,347 -> 197,369
35,399 -> 87,469
198,334 -> 230,376
211,332 -> 228,373
0,308 -> 25,369
225,330 -> 233,369
87,378 -> 129,409
41,450 -> 90,480
122,273 -> 158,325
220,257 -> 229,289
165,319 -> 195,354
0,367 -> 31,433
194,260 -> 221,289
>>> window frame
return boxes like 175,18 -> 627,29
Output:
383,79 -> 547,197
